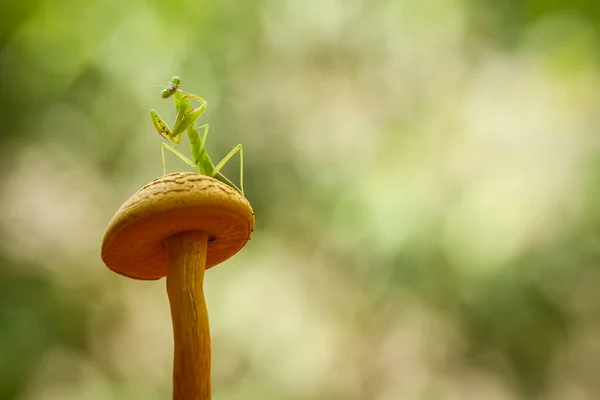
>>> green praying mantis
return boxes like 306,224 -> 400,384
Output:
150,76 -> 244,195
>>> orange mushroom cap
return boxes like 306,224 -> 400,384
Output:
101,172 -> 254,280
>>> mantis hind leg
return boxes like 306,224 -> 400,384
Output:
161,142 -> 196,175
211,144 -> 244,196
214,172 -> 242,195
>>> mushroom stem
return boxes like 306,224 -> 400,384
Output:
166,231 -> 212,400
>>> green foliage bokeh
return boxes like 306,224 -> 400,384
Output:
1,1 -> 600,399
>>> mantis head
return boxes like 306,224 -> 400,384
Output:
161,76 -> 181,99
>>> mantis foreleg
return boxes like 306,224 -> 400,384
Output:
151,110 -> 182,144
179,91 -> 208,105
172,103 -> 206,138
151,101 -> 206,145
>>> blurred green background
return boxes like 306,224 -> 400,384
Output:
1,0 -> 600,399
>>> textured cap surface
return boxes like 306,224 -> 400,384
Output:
101,172 -> 254,280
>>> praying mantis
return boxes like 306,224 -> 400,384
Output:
150,76 -> 244,196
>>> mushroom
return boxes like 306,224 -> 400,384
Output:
101,172 -> 254,399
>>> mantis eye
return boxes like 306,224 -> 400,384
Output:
161,89 -> 170,98
171,76 -> 181,85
